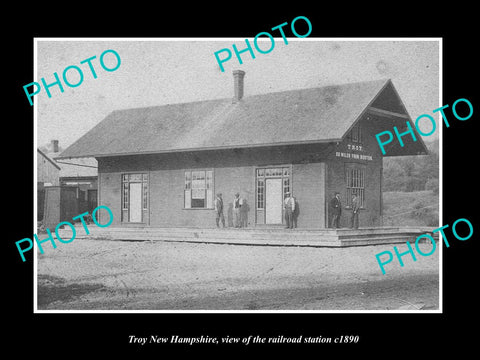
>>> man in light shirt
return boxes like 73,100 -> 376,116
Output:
284,192 -> 296,229
350,193 -> 359,229
233,192 -> 243,228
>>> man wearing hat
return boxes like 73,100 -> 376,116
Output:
350,193 -> 360,229
233,192 -> 243,228
330,192 -> 342,228
214,193 -> 225,228
284,192 -> 296,229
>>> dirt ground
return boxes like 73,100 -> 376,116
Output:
36,238 -> 440,311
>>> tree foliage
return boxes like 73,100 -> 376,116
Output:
383,139 -> 439,192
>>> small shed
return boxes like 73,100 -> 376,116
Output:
37,148 -> 60,223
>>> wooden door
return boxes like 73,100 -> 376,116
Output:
129,182 -> 142,222
265,178 -> 283,224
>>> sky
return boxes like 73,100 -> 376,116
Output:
35,38 -> 440,151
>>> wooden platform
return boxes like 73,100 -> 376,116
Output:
56,225 -> 438,247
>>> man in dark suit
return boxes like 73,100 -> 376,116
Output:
330,192 -> 342,228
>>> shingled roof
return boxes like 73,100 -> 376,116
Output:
57,78 -> 425,159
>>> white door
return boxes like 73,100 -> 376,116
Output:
265,178 -> 283,224
129,182 -> 143,222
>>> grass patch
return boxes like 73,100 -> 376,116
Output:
383,190 -> 439,227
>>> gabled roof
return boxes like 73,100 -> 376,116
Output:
57,78 -> 427,159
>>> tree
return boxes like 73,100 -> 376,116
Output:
382,139 -> 439,192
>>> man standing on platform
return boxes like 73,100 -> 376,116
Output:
350,193 -> 359,229
233,192 -> 243,228
214,193 -> 225,228
330,192 -> 342,228
284,192 -> 296,229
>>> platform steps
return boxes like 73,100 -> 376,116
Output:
57,225 -> 437,247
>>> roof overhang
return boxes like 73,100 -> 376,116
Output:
54,138 -> 341,160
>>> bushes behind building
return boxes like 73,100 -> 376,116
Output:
383,139 -> 439,193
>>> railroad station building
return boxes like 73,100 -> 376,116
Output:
57,71 -> 428,229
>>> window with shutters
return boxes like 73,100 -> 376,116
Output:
347,123 -> 362,143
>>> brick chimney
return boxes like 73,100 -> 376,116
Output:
232,70 -> 245,103
51,139 -> 59,153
